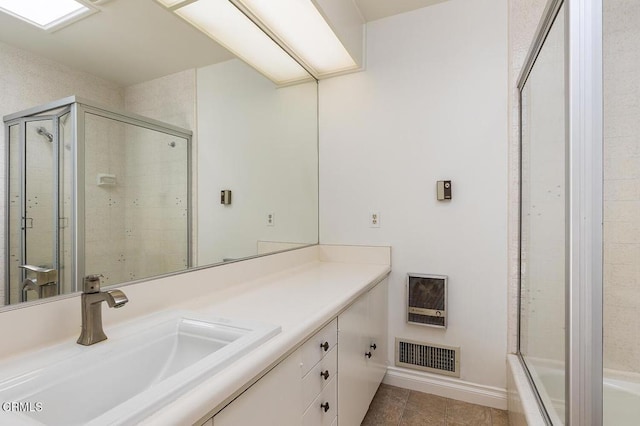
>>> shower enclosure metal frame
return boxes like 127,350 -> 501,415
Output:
4,96 -> 193,304
4,108 -> 69,303
517,0 -> 603,424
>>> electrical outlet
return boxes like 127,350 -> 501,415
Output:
266,212 -> 275,227
369,211 -> 380,228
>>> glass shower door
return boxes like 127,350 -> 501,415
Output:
58,112 -> 73,295
7,118 -> 59,303
7,123 -> 21,304
519,3 -> 567,424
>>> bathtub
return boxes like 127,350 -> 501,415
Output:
508,355 -> 640,425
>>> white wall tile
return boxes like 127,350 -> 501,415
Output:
604,0 -> 640,373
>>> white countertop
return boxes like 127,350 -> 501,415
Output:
144,259 -> 390,425
0,245 -> 391,426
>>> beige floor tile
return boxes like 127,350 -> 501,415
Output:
362,403 -> 405,426
400,408 -> 446,426
445,399 -> 492,425
362,386 -> 505,426
361,384 -> 410,425
375,384 -> 411,404
490,408 -> 509,426
405,391 -> 448,417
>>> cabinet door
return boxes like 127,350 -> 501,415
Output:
337,293 -> 370,426
214,352 -> 302,426
366,278 -> 389,402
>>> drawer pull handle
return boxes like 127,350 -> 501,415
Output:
321,402 -> 330,413
365,351 -> 372,359
320,341 -> 329,351
370,343 -> 377,350
320,370 -> 330,380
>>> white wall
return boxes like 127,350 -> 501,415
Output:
124,69 -> 196,131
197,60 -> 318,265
319,0 -> 508,389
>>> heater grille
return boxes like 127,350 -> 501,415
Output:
407,273 -> 447,328
395,338 -> 460,377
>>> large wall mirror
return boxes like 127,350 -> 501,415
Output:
0,0 -> 319,308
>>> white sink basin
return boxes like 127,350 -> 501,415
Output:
0,311 -> 280,425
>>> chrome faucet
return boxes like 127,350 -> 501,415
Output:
77,274 -> 128,346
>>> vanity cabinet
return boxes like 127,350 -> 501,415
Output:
210,279 -> 388,426
213,320 -> 338,426
337,278 -> 388,425
213,348 -> 303,426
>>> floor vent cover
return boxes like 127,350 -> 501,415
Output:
395,338 -> 460,377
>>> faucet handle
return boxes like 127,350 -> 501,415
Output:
19,265 -> 57,285
83,274 -> 104,293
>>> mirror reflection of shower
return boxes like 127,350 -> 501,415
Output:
4,96 -> 192,306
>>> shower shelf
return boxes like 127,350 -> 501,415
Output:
97,173 -> 117,186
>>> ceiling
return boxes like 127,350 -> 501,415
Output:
0,0 -> 449,88
0,0 -> 233,87
355,0 -> 450,22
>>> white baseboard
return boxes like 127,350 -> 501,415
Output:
383,366 -> 508,410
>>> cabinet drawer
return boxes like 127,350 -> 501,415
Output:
301,345 -> 337,410
300,319 -> 337,376
302,376 -> 337,426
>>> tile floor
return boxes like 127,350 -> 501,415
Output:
361,384 -> 509,426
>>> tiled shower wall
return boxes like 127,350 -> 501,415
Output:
84,114 -> 189,285
122,125 -> 189,281
84,113 -> 128,285
603,0 -> 640,374
124,70 -> 196,268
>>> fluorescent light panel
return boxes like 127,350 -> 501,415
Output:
155,0 -> 186,7
0,0 -> 90,28
175,0 -> 311,85
236,0 -> 357,75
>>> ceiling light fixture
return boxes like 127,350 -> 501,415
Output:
0,0 -> 97,32
157,0 -> 360,84
159,0 -> 311,86
231,0 -> 357,77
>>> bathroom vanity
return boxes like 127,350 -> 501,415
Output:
209,279 -> 388,426
0,245 -> 390,425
